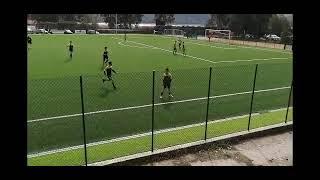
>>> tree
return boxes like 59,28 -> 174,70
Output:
207,14 -> 231,29
103,14 -> 116,28
154,14 -> 175,26
102,14 -> 143,29
269,14 -> 290,36
31,14 -> 59,22
226,14 -> 272,37
255,14 -> 272,37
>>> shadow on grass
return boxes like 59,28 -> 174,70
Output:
99,84 -> 117,98
161,96 -> 174,111
64,57 -> 72,63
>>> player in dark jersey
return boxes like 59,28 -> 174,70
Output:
102,61 -> 117,90
67,41 -> 74,58
27,36 -> 32,50
27,36 -> 32,45
124,32 -> 127,41
103,47 -> 109,67
182,42 -> 186,56
173,41 -> 177,55
178,38 -> 182,50
160,68 -> 173,99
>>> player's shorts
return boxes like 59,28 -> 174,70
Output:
28,40 -> 32,44
163,81 -> 171,89
69,49 -> 73,52
103,56 -> 108,61
174,47 -> 177,51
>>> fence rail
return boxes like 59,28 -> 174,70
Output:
27,62 -> 293,166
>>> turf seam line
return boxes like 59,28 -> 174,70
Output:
28,86 -> 290,123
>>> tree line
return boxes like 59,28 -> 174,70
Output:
207,14 -> 292,38
29,14 -> 292,40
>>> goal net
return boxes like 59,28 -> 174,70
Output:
205,29 -> 231,40
163,29 -> 185,37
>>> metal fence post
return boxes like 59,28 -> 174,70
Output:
204,67 -> 212,140
285,80 -> 293,123
248,64 -> 258,131
151,70 -> 155,152
80,75 -> 88,166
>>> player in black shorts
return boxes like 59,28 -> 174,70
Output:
67,41 -> 74,58
103,47 -> 109,67
27,36 -> 32,50
182,42 -> 186,56
27,36 -> 32,45
124,32 -> 127,41
178,38 -> 182,50
102,61 -> 117,90
160,68 -> 173,99
173,41 -> 177,55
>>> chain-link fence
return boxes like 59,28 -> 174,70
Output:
27,62 -> 293,166
27,76 -> 86,166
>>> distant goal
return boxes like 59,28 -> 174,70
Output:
205,29 -> 231,42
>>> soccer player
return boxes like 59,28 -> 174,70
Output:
173,41 -> 177,55
124,32 -> 127,41
27,36 -> 32,45
102,61 -> 117,90
182,42 -> 186,56
27,36 -> 32,50
103,47 -> 109,67
160,68 -> 173,99
178,38 -> 182,50
67,41 -> 74,58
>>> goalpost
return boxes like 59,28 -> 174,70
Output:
163,29 -> 185,37
205,29 -> 231,43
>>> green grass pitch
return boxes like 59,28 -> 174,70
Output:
27,34 -> 293,165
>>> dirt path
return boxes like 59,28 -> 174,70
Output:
142,131 -> 292,166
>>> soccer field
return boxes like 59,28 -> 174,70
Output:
27,34 -> 293,165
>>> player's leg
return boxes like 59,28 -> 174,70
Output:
102,71 -> 107,83
108,76 -> 116,89
160,83 -> 166,98
70,50 -> 73,58
111,79 -> 116,89
168,83 -> 173,97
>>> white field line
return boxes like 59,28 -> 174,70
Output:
27,106 -> 293,158
28,86 -> 290,123
129,34 -> 293,55
186,41 -> 237,50
118,41 -> 157,49
28,106 -> 292,158
112,37 -> 291,65
88,121 -> 293,166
